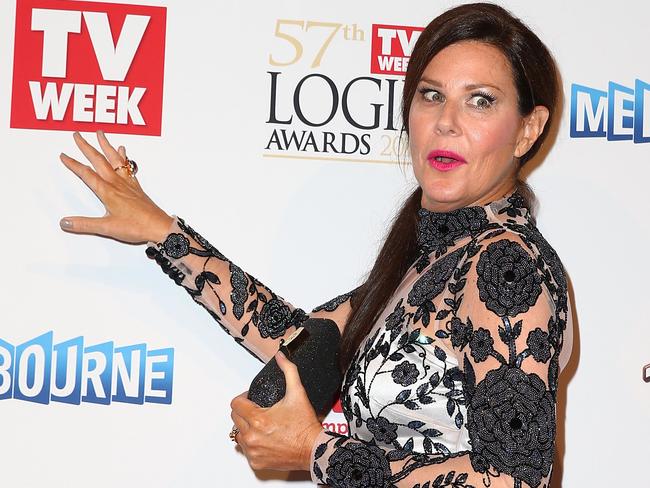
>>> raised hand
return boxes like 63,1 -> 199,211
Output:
59,130 -> 173,244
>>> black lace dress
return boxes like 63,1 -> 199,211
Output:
146,188 -> 573,488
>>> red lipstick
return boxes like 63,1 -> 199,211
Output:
426,150 -> 467,171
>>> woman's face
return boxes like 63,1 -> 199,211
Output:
408,40 -> 548,212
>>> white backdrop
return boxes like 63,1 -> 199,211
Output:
1,0 -> 648,486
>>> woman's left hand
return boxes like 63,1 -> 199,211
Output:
230,350 -> 324,472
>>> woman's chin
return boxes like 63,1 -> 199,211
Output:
419,181 -> 470,211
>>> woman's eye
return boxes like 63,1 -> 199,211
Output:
420,89 -> 443,103
469,93 -> 496,109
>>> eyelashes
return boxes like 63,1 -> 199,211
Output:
417,87 -> 497,109
472,90 -> 496,105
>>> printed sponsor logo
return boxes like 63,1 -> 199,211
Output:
643,364 -> 650,383
0,331 -> 174,405
264,20 -> 422,164
10,0 -> 167,135
570,80 -> 650,143
321,398 -> 349,434
321,421 -> 350,435
370,24 -> 423,75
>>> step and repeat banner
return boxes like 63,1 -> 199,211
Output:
1,0 -> 648,486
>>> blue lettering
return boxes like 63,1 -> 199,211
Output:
634,79 -> 650,143
570,80 -> 649,143
14,331 -> 53,404
0,339 -> 15,400
570,84 -> 606,138
112,343 -> 146,404
145,348 -> 174,404
51,336 -> 84,404
82,341 -> 113,405
0,332 -> 174,406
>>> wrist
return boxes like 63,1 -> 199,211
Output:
148,212 -> 174,243
301,422 -> 324,471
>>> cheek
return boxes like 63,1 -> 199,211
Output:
407,110 -> 431,180
466,116 -> 521,162
407,113 -> 421,152
408,109 -> 436,168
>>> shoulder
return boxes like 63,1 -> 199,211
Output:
311,285 -> 362,313
473,216 -> 568,297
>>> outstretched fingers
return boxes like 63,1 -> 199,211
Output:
59,152 -> 110,201
72,131 -> 115,179
96,130 -> 125,169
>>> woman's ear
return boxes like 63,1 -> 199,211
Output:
514,106 -> 550,158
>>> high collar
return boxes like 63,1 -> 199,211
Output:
415,188 -> 530,255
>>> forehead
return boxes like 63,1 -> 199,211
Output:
421,41 -> 515,90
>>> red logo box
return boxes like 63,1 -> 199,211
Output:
370,24 -> 423,76
10,0 -> 167,135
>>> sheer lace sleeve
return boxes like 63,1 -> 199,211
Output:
146,216 -> 357,363
309,232 -> 569,488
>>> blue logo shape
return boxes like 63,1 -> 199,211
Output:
51,336 -> 83,404
14,331 -> 53,404
0,332 -> 174,406
570,80 -> 650,143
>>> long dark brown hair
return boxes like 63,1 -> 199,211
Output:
338,2 -> 559,373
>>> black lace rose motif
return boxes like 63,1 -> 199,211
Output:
526,328 -> 552,363
505,222 -> 567,293
325,441 -> 392,488
469,327 -> 494,362
257,298 -> 294,339
392,361 -> 419,387
416,206 -> 490,256
366,416 -> 399,444
162,233 -> 190,258
476,240 -> 542,317
468,365 -> 555,487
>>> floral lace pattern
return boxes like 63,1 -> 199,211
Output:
147,217 -> 314,362
310,189 -> 571,488
145,188 -> 572,488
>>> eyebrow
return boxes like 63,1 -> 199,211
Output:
419,77 -> 505,94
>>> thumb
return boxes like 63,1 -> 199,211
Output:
59,215 -> 107,235
275,350 -> 306,398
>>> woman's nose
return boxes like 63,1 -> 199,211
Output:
434,102 -> 460,136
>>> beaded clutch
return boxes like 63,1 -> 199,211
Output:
247,318 -> 343,417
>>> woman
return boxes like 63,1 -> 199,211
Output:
59,3 -> 573,487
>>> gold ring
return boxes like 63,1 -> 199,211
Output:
229,425 -> 240,443
114,158 -> 138,177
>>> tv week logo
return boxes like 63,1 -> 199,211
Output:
370,24 -> 423,76
10,0 -> 167,135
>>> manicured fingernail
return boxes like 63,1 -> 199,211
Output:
60,218 -> 73,229
98,130 -> 104,136
276,350 -> 285,360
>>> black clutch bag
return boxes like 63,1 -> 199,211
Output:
247,318 -> 342,417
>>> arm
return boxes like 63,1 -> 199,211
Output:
309,235 -> 568,488
146,216 -> 358,363
58,131 -> 357,364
